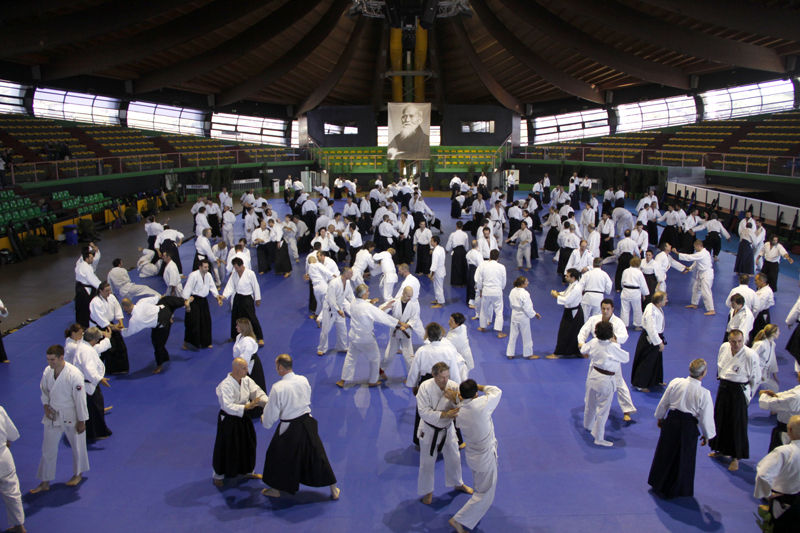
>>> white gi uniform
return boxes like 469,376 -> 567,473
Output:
0,407 -> 23,529
220,209 -> 235,248
578,314 -> 636,414
446,325 -> 474,371
416,378 -> 464,496
579,267 -> 612,319
466,248 -> 484,312
107,266 -> 160,300
317,276 -> 354,354
725,284 -> 757,312
620,267 -> 649,327
752,339 -> 780,394
395,273 -> 421,302
381,298 -> 424,373
163,260 -> 183,297
213,374 -> 267,480
340,298 -> 399,384
754,440 -> 800,501
507,287 -> 536,357
509,227 -> 533,269
726,306 -> 755,341
233,335 -> 259,374
678,248 -> 714,312
430,245 -> 446,305
89,293 -> 123,330
137,249 -> 161,278
37,362 -> 90,482
352,249 -> 376,288
653,250 -> 685,291
307,262 -> 334,317
453,385 -> 502,530
373,251 -> 398,301
475,260 -> 506,332
581,339 -> 630,443
566,248 -> 593,273
758,385 -> 800,447
407,341 -> 468,388
478,234 -> 498,259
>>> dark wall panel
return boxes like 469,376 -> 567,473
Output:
307,106 -> 377,147
441,104 -> 513,146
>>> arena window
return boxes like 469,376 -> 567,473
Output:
534,109 -> 609,144
211,113 -> 288,146
127,102 -> 204,136
0,80 -> 28,115
616,95 -> 696,133
33,88 -> 121,125
701,79 -> 794,121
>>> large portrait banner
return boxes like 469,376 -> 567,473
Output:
387,102 -> 431,160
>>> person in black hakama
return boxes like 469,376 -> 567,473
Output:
733,223 -> 756,275
648,359 -> 716,499
641,250 -> 658,308
223,258 -> 264,346
213,358 -> 268,487
451,196 -> 462,219
261,354 -> 339,500
631,293 -> 668,391
753,416 -> 800,533
89,283 -> 130,375
183,260 -> 223,350
0,297 -> 7,363
546,269 -> 585,359
79,327 -> 114,441
269,229 -> 294,278
414,221 -> 432,276
121,295 -> 189,374
75,250 -> 101,329
542,208 -> 560,253
233,318 -> 266,420
449,222 -> 469,287
253,220 -> 272,275
206,203 -> 221,240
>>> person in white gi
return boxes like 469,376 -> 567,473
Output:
0,406 -> 24,532
316,268 -> 354,356
475,249 -> 507,338
581,321 -> 630,446
107,258 -> 160,301
726,293 -> 754,342
373,248 -> 398,301
753,416 -> 800,529
305,255 -> 334,320
752,325 -> 781,396
30,345 -> 89,493
352,243 -> 377,288
506,276 -> 541,360
620,256 -> 650,329
726,274 -> 757,313
579,258 -> 612,319
449,380 -> 502,533
446,313 -> 474,371
336,284 -> 407,388
466,240 -> 484,314
566,239 -> 593,274
429,236 -> 446,308
395,263 -> 421,301
506,220 -> 533,270
758,366 -> 800,452
478,226 -> 498,260
137,248 -> 161,278
407,324 -> 468,388
677,240 -> 715,315
379,286 -> 424,377
416,362 -> 472,505
653,242 -> 686,291
162,251 -> 183,297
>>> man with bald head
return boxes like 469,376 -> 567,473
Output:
387,104 -> 430,160
212,358 -> 267,487
755,415 -> 800,531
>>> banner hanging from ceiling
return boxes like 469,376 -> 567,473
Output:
387,102 -> 431,160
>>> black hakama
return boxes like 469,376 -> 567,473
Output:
704,231 -> 722,258
213,410 -> 257,478
184,295 -> 212,348
450,246 -> 468,286
231,294 -> 263,341
599,233 -> 613,258
709,379 -> 749,460
466,264 -> 477,304
159,239 -> 183,274
0,332 -> 6,363
631,331 -> 664,389
333,187 -> 343,200
615,198 -> 625,208
544,227 -> 559,252
100,329 -> 129,374
256,243 -> 272,274
247,354 -> 266,420
262,413 -> 337,494
571,190 -> 581,211
769,421 -> 788,453
648,409 -> 700,499
151,296 -> 185,366
581,188 -> 590,203
643,273 -> 658,308
761,261 -> 781,293
658,225 -> 679,250
543,186 -> 551,204
207,213 -> 221,238
554,306 -> 584,357
147,235 -> 157,251
308,279 -> 317,312
615,252 -> 633,291
508,218 -> 521,241
415,243 -> 431,275
733,240 -> 754,275
767,492 -> 800,533
602,199 -> 613,215
647,221 -> 658,246
785,324 -> 800,366
557,247 -> 575,279
75,282 -> 97,329
752,308 -> 771,341
84,386 -> 112,441
349,246 -> 361,267
679,230 -> 695,254
192,251 -> 203,273
450,199 -> 462,218
273,243 -> 293,275
298,234 -> 312,255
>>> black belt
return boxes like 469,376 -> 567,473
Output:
280,412 -> 310,424
392,326 -> 410,339
423,421 -> 451,456
622,285 -> 639,290
593,366 -> 615,376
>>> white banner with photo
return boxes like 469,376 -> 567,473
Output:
387,102 -> 431,160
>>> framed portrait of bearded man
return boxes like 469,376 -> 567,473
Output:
387,102 -> 431,160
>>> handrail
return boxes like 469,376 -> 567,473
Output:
491,133 -> 514,170
307,136 -> 327,170
8,146 -> 306,184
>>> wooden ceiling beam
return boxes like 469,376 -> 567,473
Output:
218,0 -> 350,107
43,0 -> 278,81
448,16 -> 523,114
637,0 -> 800,44
558,0 -> 784,73
471,0 -> 603,104
0,0 -> 193,58
133,0 -> 326,94
296,16 -> 369,115
428,24 -> 446,111
371,21 -> 389,114
500,0 -> 689,89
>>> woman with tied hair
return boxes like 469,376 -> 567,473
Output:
232,318 -> 266,419
752,324 -> 781,395
507,277 -> 541,360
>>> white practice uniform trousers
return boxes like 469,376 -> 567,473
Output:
317,305 -> 348,353
506,312 -> 532,357
312,285 -> 327,317
584,372 -> 616,442
433,271 -> 445,304
620,296 -> 643,327
0,470 -> 24,528
341,339 -> 381,384
516,244 -> 531,269
37,423 -> 89,481
211,262 -> 226,286
121,283 -> 161,300
352,271 -> 365,289
753,374 -> 780,395
480,295 -> 503,331
417,423 -> 463,495
285,237 -> 298,261
381,331 -> 414,373
223,228 -> 235,248
690,271 -> 714,312
492,225 -> 502,246
380,277 -> 395,302
453,457 -> 497,530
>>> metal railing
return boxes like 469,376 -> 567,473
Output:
512,145 -> 800,178
492,133 -> 514,170
8,146 -> 307,184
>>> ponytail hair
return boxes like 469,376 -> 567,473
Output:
64,323 -> 83,338
754,324 -> 779,343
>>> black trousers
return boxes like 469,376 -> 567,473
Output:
231,294 -> 263,341
85,386 -> 112,440
75,283 -> 96,328
150,296 -> 186,366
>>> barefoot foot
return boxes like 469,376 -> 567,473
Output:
151,365 -> 163,374
262,488 -> 281,498
456,484 -> 473,495
449,517 -> 466,533
65,474 -> 82,486
213,478 -> 224,487
30,482 -> 50,494
335,380 -> 345,388
594,439 -> 613,447
421,492 -> 433,505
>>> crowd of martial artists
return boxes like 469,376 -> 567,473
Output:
2,172 -> 800,532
